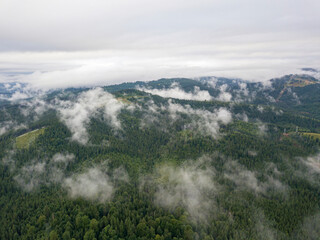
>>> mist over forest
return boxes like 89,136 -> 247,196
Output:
1,73 -> 320,239
1,0 -> 320,239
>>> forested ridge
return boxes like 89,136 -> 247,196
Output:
0,75 -> 320,239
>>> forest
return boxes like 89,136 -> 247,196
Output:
0,74 -> 320,239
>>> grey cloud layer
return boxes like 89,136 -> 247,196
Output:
1,0 -> 319,51
0,0 -> 319,88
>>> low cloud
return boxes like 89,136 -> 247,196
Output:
137,99 -> 232,138
0,95 -> 50,136
235,112 -> 249,122
257,105 -> 264,113
296,212 -> 320,239
238,82 -> 249,97
216,84 -> 232,102
300,68 -> 320,80
252,209 -> 283,240
256,120 -> 268,136
14,161 -> 47,192
0,120 -> 27,136
166,101 -> 232,138
52,152 -> 75,163
139,83 -> 212,101
1,150 -> 16,171
19,97 -> 50,121
142,154 -> 288,223
1,86 -> 129,145
203,77 -> 218,88
5,91 -> 31,101
112,166 -> 129,182
204,79 -> 254,103
56,88 -> 124,144
223,160 -> 287,195
284,153 -> 320,186
63,167 -> 114,202
233,81 -> 254,103
258,123 -> 268,136
5,151 -> 128,202
13,152 -> 75,191
248,150 -> 258,157
299,153 -> 320,174
286,87 -> 301,104
2,87 -> 127,144
151,156 -> 217,222
0,83 -> 44,102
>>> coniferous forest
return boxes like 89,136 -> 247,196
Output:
1,75 -> 320,239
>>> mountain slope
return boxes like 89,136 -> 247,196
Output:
0,74 -> 319,240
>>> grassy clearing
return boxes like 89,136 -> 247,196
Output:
301,132 -> 320,140
286,78 -> 318,87
16,128 -> 45,149
116,97 -> 131,104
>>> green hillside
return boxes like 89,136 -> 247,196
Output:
0,75 -> 319,240
16,128 -> 45,149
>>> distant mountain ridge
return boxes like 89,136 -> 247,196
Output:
1,73 -> 319,116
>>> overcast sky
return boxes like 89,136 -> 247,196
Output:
0,0 -> 319,89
